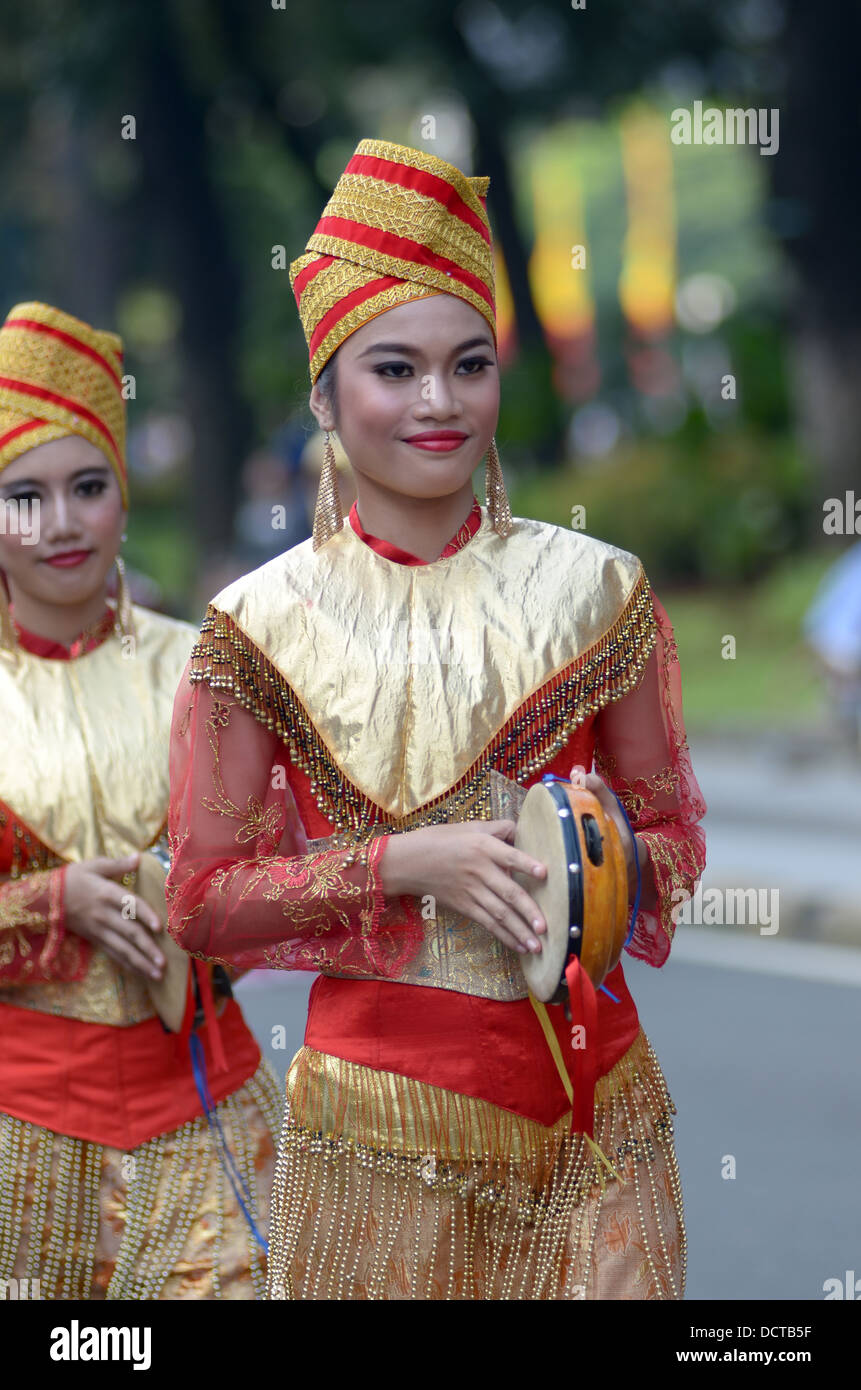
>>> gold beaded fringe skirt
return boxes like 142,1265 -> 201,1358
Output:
267,1029 -> 685,1300
0,1062 -> 282,1300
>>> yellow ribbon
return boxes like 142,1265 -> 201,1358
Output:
528,993 -> 626,1188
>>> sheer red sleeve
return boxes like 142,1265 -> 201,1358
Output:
166,662 -> 423,976
593,590 -> 707,967
0,865 -> 89,983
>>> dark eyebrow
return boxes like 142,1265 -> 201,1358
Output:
1,464 -> 109,493
357,336 -> 494,360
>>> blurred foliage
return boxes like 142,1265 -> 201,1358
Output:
667,550 -> 833,730
0,0 -> 853,617
511,423 -> 812,587
510,305 -> 811,586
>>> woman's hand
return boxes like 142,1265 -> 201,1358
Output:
64,854 -> 166,981
379,820 -> 548,955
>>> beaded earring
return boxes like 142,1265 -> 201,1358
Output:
0,575 -> 17,656
311,431 -> 344,552
485,437 -> 513,537
113,554 -> 135,640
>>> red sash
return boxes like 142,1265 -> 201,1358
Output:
0,998 -> 261,1149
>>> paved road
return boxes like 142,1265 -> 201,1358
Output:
235,926 -> 861,1302
625,935 -> 860,1302
689,734 -> 861,945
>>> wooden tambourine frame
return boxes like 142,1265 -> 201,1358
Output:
135,847 -> 190,1033
513,780 -> 629,1003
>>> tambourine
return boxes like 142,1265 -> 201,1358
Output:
513,778 -> 629,1003
136,846 -> 191,1034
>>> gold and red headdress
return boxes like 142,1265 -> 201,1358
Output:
0,302 -> 127,504
290,139 -> 497,382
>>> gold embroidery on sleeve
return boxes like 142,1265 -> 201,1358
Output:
201,698 -> 285,848
0,871 -> 64,975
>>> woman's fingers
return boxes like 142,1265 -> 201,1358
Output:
466,896 -> 531,954
97,924 -> 165,980
482,818 -> 517,843
474,870 -> 545,951
482,827 -> 547,883
101,879 -> 162,934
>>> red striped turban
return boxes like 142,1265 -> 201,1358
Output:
0,302 -> 127,505
290,139 -> 496,383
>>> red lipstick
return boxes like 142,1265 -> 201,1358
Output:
403,431 -> 468,453
43,550 -> 92,568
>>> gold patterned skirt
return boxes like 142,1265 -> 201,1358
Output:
267,1030 -> 685,1300
0,1062 -> 283,1300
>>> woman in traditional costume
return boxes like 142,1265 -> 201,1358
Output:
0,303 -> 281,1299
168,141 -> 706,1300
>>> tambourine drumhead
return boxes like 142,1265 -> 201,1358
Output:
512,785 -> 573,1001
513,781 -> 629,1003
136,851 -> 190,1034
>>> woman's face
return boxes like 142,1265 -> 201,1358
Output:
0,436 -> 126,610
309,294 -> 499,501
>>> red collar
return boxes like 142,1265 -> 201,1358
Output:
11,606 -> 116,660
348,496 -> 482,566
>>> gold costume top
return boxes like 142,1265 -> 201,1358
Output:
0,605 -> 197,1024
179,510 -> 660,1005
201,511 -> 653,825
168,496 -> 706,1142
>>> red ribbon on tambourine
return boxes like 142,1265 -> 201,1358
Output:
514,776 -> 630,1145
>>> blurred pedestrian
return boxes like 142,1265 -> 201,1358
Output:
804,540 -> 861,755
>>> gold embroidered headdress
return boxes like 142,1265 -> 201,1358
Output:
290,139 -> 510,545
0,303 -> 131,651
290,139 -> 497,385
0,302 -> 127,503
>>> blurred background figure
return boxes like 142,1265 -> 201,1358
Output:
233,422 -> 310,568
804,540 -> 861,756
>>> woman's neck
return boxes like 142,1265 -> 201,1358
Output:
352,479 -> 476,562
7,584 -> 111,647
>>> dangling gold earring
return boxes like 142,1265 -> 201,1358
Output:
312,430 -> 344,552
485,437 -> 513,537
113,554 -> 135,640
0,577 -> 17,657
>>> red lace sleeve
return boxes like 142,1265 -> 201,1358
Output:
593,590 -> 707,967
0,865 -> 88,983
166,662 -> 423,976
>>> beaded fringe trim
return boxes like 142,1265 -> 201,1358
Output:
189,570 -> 656,839
267,1032 -> 685,1300
0,804 -> 64,879
0,1063 -> 283,1301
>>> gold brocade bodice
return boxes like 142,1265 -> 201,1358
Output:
0,606 -> 197,1024
194,511 -> 658,1002
208,509 -> 654,822
308,769 -> 532,1001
